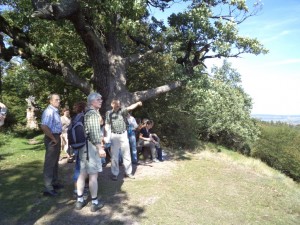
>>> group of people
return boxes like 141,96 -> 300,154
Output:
40,93 -> 164,212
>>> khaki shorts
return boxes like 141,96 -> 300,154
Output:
79,141 -> 102,174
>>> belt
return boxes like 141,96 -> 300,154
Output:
112,131 -> 126,134
53,133 -> 61,135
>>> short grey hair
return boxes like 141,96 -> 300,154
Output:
87,92 -> 102,106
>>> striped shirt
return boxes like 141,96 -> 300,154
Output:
41,105 -> 62,134
84,108 -> 102,145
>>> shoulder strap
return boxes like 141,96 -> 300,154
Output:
109,110 -> 113,124
122,113 -> 129,129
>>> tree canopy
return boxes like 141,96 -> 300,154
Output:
0,0 -> 267,112
0,0 -> 267,150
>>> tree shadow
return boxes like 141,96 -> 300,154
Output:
0,159 -> 146,225
0,160 -> 46,225
0,153 -> 14,161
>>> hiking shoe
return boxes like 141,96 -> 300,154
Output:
75,200 -> 87,210
125,173 -> 135,179
111,175 -> 118,181
90,200 -> 104,212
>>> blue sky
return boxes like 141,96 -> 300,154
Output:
150,0 -> 300,115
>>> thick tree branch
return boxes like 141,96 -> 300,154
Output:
146,0 -> 173,10
0,34 -> 18,61
29,56 -> 91,94
68,11 -> 111,97
31,0 -> 80,20
127,32 -> 153,50
0,14 -> 91,94
125,44 -> 164,65
31,0 -> 111,96
132,80 -> 182,102
176,39 -> 193,65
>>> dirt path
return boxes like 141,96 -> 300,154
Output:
31,152 -> 177,225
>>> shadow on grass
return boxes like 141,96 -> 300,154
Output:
0,157 -> 146,225
167,140 -> 207,161
0,160 -> 45,225
0,153 -> 14,161
21,144 -> 45,151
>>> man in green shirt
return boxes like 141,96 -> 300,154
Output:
105,99 -> 142,181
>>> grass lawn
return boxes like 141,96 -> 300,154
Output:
0,134 -> 299,225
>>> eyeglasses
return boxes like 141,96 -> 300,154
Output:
96,98 -> 102,101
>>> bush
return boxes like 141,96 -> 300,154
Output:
11,124 -> 43,139
251,122 -> 300,181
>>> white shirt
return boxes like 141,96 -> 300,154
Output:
127,115 -> 138,130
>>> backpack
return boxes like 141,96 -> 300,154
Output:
67,112 -> 87,150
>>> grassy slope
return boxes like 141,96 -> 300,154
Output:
0,136 -> 299,225
137,151 -> 300,224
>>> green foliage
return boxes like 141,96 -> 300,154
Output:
1,61 -> 86,126
127,53 -> 198,149
12,123 -> 43,138
166,0 -> 268,61
181,60 -> 259,152
252,122 -> 300,181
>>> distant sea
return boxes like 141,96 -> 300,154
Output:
252,114 -> 300,125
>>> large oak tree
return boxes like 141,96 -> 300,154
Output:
0,0 -> 267,113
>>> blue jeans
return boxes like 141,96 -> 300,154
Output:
128,132 -> 137,163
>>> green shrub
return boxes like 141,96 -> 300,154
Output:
11,124 -> 43,139
251,122 -> 300,181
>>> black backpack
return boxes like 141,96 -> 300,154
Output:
67,112 -> 87,150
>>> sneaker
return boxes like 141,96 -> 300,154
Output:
125,173 -> 135,179
75,200 -> 87,210
152,159 -> 159,163
90,200 -> 104,212
111,175 -> 118,181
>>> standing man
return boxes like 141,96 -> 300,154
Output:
105,99 -> 142,181
75,92 -> 106,212
41,93 -> 63,197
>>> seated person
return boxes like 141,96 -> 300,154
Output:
137,120 -> 159,163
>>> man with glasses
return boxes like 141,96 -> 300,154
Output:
41,93 -> 63,197
75,92 -> 106,212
